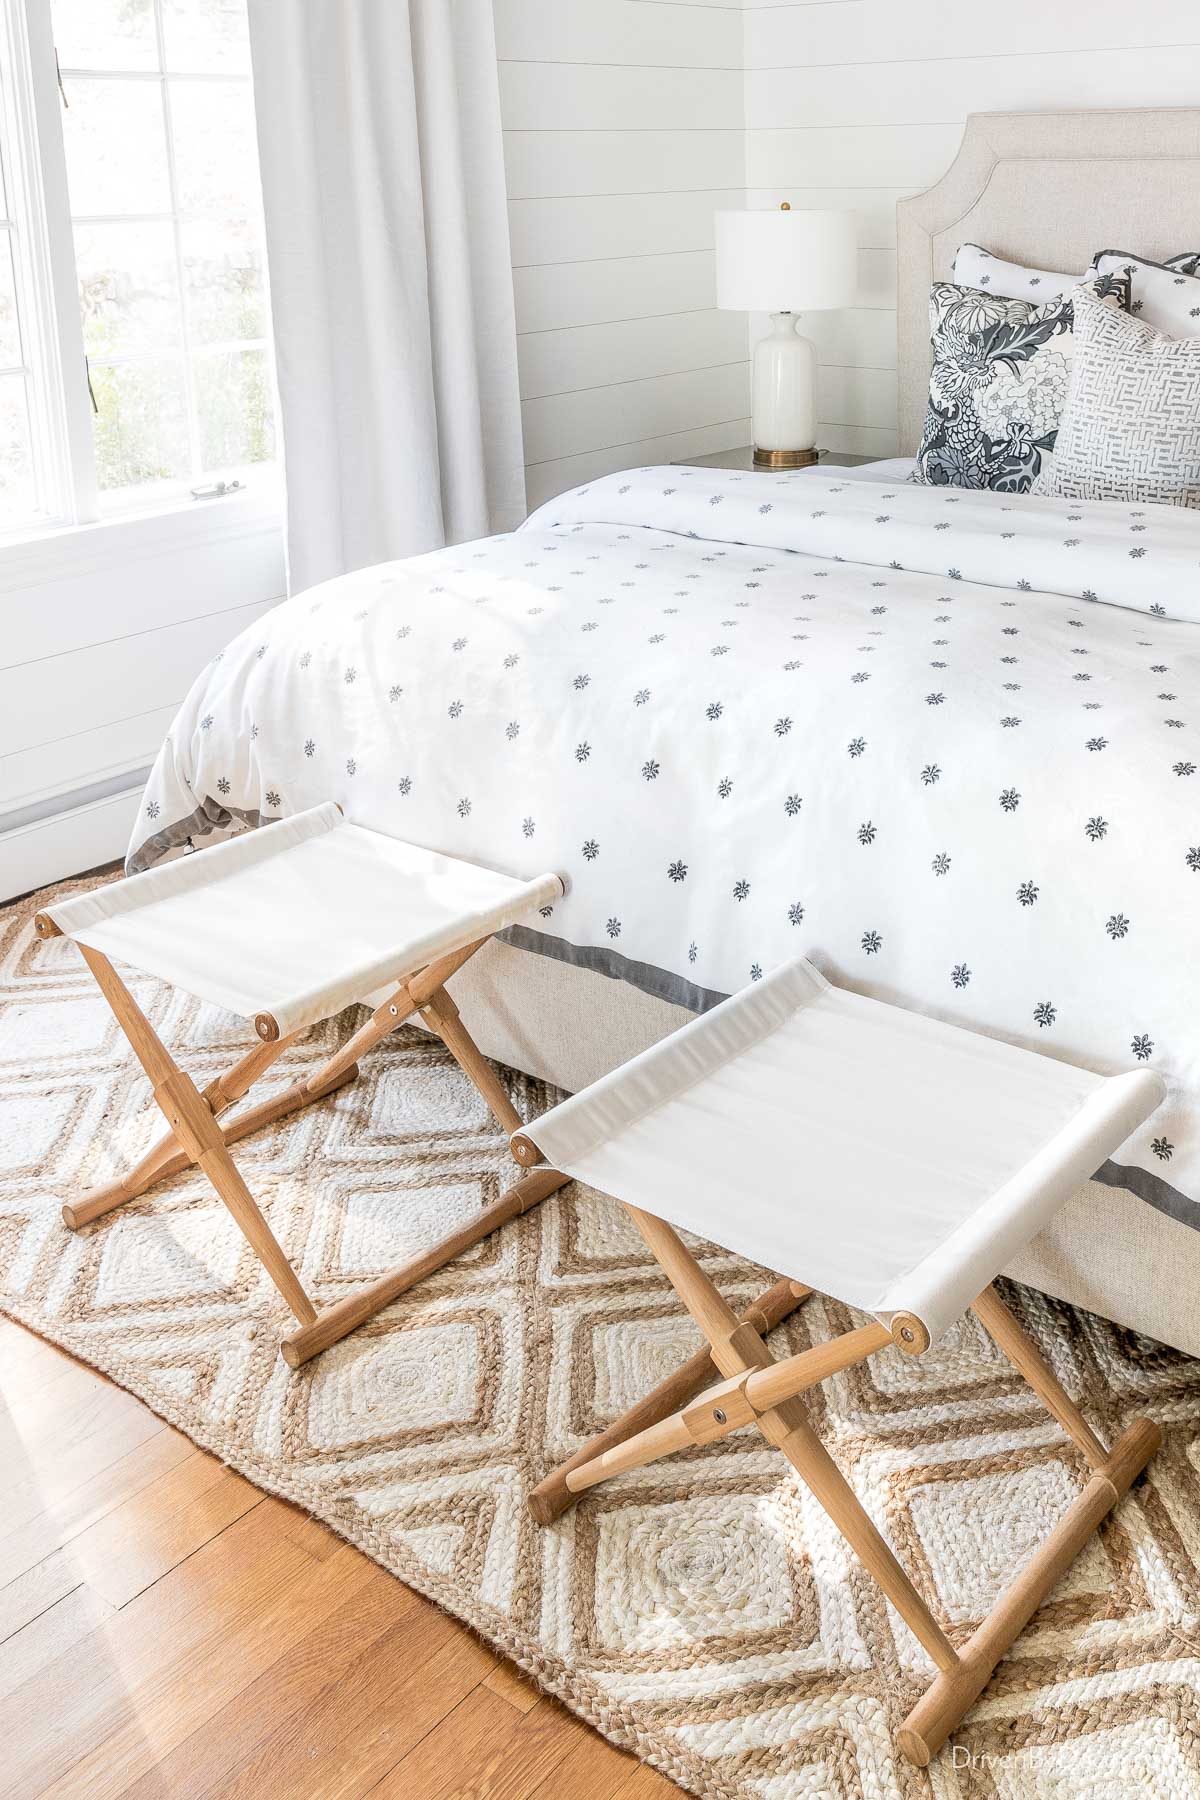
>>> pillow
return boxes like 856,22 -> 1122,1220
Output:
910,271 -> 1130,493
954,244 -> 1200,303
1032,286 -> 1200,508
952,243 -> 1090,302
1093,250 -> 1200,336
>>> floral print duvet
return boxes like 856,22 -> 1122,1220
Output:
132,466 -> 1200,1226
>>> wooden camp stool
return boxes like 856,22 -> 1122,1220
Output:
511,957 -> 1166,1767
35,802 -> 568,1368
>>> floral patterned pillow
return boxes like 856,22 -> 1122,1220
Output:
910,271 -> 1130,493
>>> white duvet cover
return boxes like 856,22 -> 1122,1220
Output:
132,467 -> 1200,1226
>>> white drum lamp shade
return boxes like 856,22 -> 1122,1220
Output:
715,206 -> 857,467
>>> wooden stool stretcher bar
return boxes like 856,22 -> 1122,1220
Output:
511,956 -> 1166,1766
527,1276 -> 813,1526
37,804 -> 569,1366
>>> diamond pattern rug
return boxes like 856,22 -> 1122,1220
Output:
3,875 -> 1200,1798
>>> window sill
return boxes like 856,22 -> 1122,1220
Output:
0,472 -> 284,595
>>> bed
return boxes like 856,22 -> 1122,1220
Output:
128,108 -> 1200,1358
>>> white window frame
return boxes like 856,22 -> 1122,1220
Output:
0,0 -> 89,526
0,0 -> 280,574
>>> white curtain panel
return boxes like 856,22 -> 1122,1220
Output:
247,0 -> 526,593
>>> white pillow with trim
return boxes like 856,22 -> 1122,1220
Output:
954,244 -> 1200,306
952,243 -> 1091,302
1093,250 -> 1200,337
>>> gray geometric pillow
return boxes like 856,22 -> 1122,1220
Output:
1032,287 -> 1200,508
910,271 -> 1130,493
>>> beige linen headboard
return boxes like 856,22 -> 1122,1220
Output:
896,108 -> 1200,453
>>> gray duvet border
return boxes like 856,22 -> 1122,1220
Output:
126,798 -> 281,875
129,804 -> 1197,1234
1089,1158 -> 1198,1231
500,922 -> 727,1017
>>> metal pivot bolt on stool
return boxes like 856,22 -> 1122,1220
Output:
512,956 -> 1165,1766
36,803 -> 569,1367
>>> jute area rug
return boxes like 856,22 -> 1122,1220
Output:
3,875 -> 1200,1800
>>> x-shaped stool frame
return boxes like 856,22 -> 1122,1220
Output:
509,1153 -> 1162,1768
36,915 -> 567,1367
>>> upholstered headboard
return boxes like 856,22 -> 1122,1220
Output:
896,108 -> 1200,454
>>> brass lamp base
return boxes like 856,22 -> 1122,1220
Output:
753,446 -> 819,470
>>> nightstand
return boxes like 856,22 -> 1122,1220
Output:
676,446 -> 874,471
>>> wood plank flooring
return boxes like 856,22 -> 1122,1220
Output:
0,1315 -> 682,1800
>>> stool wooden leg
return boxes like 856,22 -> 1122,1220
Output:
279,1164 -> 569,1367
65,1033 -> 293,1228
897,1415 -> 1160,1765
530,1221 -> 1163,1770
610,1210 -> 964,1678
417,989 -> 523,1136
306,993 -> 415,1093
74,946 -> 318,1327
528,1277 -> 813,1523
64,1132 -> 196,1231
972,1284 -> 1108,1468
62,1035 -> 357,1230
197,1137 -> 317,1326
767,1399 -> 961,1675
274,942 -> 555,1366
69,931 -> 556,1363
303,937 -> 489,1094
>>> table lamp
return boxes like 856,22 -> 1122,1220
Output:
715,205 -> 857,469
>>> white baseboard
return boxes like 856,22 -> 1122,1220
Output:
0,785 -> 141,903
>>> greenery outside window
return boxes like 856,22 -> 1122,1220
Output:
0,0 -> 275,536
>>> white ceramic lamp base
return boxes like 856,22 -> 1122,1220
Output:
752,312 -> 817,469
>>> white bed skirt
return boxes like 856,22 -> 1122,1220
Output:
438,936 -> 1200,1361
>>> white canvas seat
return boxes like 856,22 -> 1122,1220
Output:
515,957 -> 1161,1345
36,805 -> 568,1365
44,802 -> 562,1038
512,957 -> 1164,1767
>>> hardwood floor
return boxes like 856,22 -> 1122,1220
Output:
0,1316 -> 681,1800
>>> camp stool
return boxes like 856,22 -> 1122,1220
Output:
35,802 -> 567,1368
510,955 -> 1165,1767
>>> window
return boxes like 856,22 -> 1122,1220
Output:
0,0 -> 274,536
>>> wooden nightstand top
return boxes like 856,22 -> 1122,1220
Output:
676,446 -> 875,471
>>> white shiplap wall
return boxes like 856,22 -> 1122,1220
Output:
0,501 -> 283,898
743,0 -> 1200,456
495,0 -> 751,509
